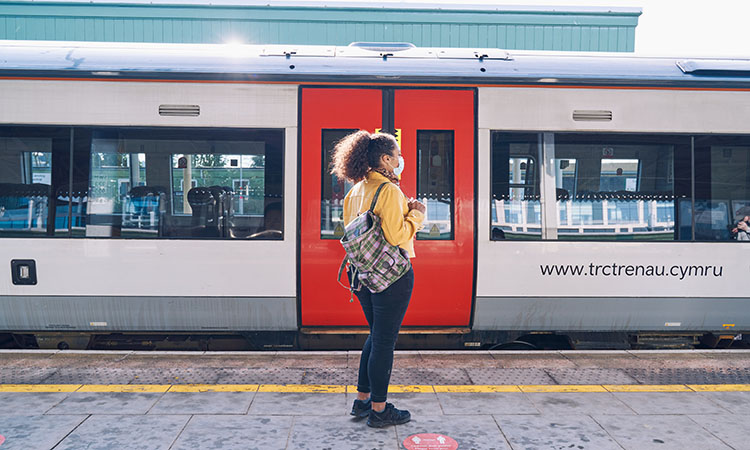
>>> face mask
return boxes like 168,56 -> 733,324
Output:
392,156 -> 404,176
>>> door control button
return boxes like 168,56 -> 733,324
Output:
11,259 -> 37,285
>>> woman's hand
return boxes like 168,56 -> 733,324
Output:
408,198 -> 426,214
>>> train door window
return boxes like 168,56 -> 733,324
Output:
416,130 -> 454,240
0,127 -> 72,238
694,136 -> 750,241
490,132 -> 541,240
321,129 -> 355,239
553,134 -> 691,241
85,128 -> 283,239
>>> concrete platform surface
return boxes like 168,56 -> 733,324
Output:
1,350 -> 749,449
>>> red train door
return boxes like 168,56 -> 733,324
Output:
300,88 -> 475,327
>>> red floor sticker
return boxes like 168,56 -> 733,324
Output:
403,433 -> 458,450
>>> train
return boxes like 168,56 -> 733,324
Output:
1,40 -> 749,350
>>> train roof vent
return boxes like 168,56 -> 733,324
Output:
572,110 -> 612,122
677,59 -> 750,76
159,104 -> 200,117
348,42 -> 416,52
338,42 -> 434,59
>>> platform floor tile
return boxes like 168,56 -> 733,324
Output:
490,352 -> 578,369
561,353 -> 639,369
595,414 -> 733,450
0,415 -> 87,450
419,352 -> 501,368
248,392 -> 347,416
45,392 -> 163,415
0,392 -> 69,415
689,414 -> 750,450
696,391 -> 750,414
435,392 -> 539,415
612,392 -> 730,415
55,414 -> 190,450
148,391 -> 255,415
345,392 -> 444,417
288,415 -> 399,450
395,414 -> 510,450
546,368 -> 639,385
526,392 -> 636,415
465,368 -> 555,385
171,415 -> 293,450
496,414 -> 622,450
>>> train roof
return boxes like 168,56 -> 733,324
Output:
4,0 -> 642,14
2,40 -> 750,88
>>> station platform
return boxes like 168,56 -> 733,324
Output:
1,349 -> 749,449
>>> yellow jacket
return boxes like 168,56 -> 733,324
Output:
343,171 -> 425,257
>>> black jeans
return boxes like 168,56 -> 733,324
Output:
354,267 -> 414,403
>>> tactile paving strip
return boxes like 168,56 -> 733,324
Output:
130,368 -> 222,385
546,369 -> 639,385
624,368 -> 750,385
301,369 -> 358,385
214,368 -> 306,385
390,369 -> 472,385
5,362 -> 750,387
40,368 -> 139,385
0,368 -> 57,384
466,368 -> 556,385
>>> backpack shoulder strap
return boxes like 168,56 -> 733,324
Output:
369,182 -> 390,213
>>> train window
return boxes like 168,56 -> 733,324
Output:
553,134 -> 691,241
416,130 -> 454,240
85,128 -> 284,239
694,136 -> 750,241
0,127 -> 73,238
490,132 -> 542,240
321,129 -> 356,239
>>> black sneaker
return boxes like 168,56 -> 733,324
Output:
366,403 -> 411,428
350,398 -> 371,420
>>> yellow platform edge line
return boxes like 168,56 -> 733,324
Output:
0,384 -> 82,393
169,384 -> 259,393
687,384 -> 750,392
603,384 -> 692,392
519,385 -> 608,393
258,384 -> 346,393
77,384 -> 171,393
3,384 -> 750,393
434,385 -> 521,393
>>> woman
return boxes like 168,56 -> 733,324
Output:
331,130 -> 426,428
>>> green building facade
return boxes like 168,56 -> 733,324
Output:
0,1 -> 640,52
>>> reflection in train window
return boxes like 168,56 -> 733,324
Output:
554,134 -> 691,241
85,128 -> 284,239
321,129 -> 355,239
694,136 -> 750,241
0,127 -> 72,237
417,131 -> 454,240
490,133 -> 541,240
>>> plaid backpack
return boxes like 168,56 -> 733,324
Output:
337,182 -> 411,297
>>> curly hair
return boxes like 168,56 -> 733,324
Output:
330,130 -> 398,183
